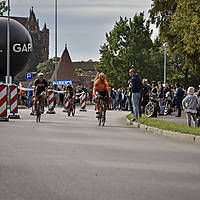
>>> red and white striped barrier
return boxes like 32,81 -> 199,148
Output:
0,84 -> 8,121
80,91 -> 87,111
46,90 -> 56,114
63,91 -> 70,112
9,84 -> 20,119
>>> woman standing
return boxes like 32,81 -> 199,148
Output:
182,87 -> 200,127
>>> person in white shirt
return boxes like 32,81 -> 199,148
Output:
182,87 -> 200,127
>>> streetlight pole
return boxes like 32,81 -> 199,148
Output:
6,0 -> 11,84
54,0 -> 58,83
164,43 -> 167,85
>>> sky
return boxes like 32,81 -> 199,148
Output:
7,0 -> 158,61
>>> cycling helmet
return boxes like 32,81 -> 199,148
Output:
38,72 -> 44,78
99,73 -> 105,80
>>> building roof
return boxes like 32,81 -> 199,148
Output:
50,47 -> 79,82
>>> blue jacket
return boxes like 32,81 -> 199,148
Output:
131,74 -> 142,93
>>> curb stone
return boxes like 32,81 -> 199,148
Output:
126,119 -> 199,145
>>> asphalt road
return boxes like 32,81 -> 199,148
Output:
0,106 -> 200,200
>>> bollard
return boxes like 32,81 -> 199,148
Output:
79,92 -> 87,111
0,84 -> 9,121
46,90 -> 56,114
63,91 -> 70,112
9,84 -> 20,119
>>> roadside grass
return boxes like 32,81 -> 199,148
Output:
127,114 -> 200,136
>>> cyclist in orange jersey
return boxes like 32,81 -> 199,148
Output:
93,73 -> 111,118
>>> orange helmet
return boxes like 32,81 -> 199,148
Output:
99,73 -> 105,80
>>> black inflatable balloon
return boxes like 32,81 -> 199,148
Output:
0,17 -> 32,81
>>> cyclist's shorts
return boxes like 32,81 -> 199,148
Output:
96,90 -> 108,97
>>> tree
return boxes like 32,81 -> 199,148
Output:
149,0 -> 177,40
0,1 -> 7,16
149,0 -> 200,88
96,13 -> 158,88
169,0 -> 200,68
36,57 -> 60,81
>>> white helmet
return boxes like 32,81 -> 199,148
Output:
38,72 -> 44,78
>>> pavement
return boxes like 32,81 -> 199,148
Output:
0,106 -> 200,200
157,111 -> 187,125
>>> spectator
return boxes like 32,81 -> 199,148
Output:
115,89 -> 121,110
58,83 -> 65,105
128,80 -> 133,113
120,89 -> 126,110
174,82 -> 184,117
111,88 -> 116,110
158,81 -> 164,115
141,79 -> 149,113
19,84 -> 26,106
197,85 -> 200,98
89,87 -> 93,103
125,89 -> 130,111
182,87 -> 200,127
53,83 -> 58,107
129,68 -> 142,122
27,82 -> 33,108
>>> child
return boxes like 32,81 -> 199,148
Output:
182,87 -> 200,127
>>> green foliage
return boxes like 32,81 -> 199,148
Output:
75,68 -> 86,76
36,57 -> 60,81
169,0 -> 200,67
149,0 -> 200,88
149,0 -> 177,40
0,1 -> 7,16
96,13 -> 166,88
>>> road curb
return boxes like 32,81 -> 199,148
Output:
127,119 -> 199,145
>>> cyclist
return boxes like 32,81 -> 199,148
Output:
65,82 -> 75,101
33,73 -> 48,114
93,73 -> 111,118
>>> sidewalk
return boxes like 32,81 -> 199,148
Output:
157,112 -> 187,125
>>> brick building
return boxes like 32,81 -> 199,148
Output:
11,7 -> 49,81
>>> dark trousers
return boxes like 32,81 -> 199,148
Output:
175,98 -> 182,117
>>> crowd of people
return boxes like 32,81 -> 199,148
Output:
17,69 -> 200,127
126,68 -> 200,127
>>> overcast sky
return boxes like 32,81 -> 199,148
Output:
7,0 -> 158,61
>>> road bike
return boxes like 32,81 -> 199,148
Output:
145,93 -> 158,117
67,98 -> 75,117
163,91 -> 173,115
97,96 -> 108,126
35,94 -> 42,122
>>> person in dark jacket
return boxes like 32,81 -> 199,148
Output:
129,68 -> 142,121
158,81 -> 164,115
174,82 -> 184,117
141,79 -> 149,113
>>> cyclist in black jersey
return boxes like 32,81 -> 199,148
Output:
33,73 -> 49,113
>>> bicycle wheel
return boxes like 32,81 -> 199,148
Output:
145,102 -> 155,117
36,101 -> 41,122
98,115 -> 102,126
72,104 -> 75,116
102,110 -> 106,126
